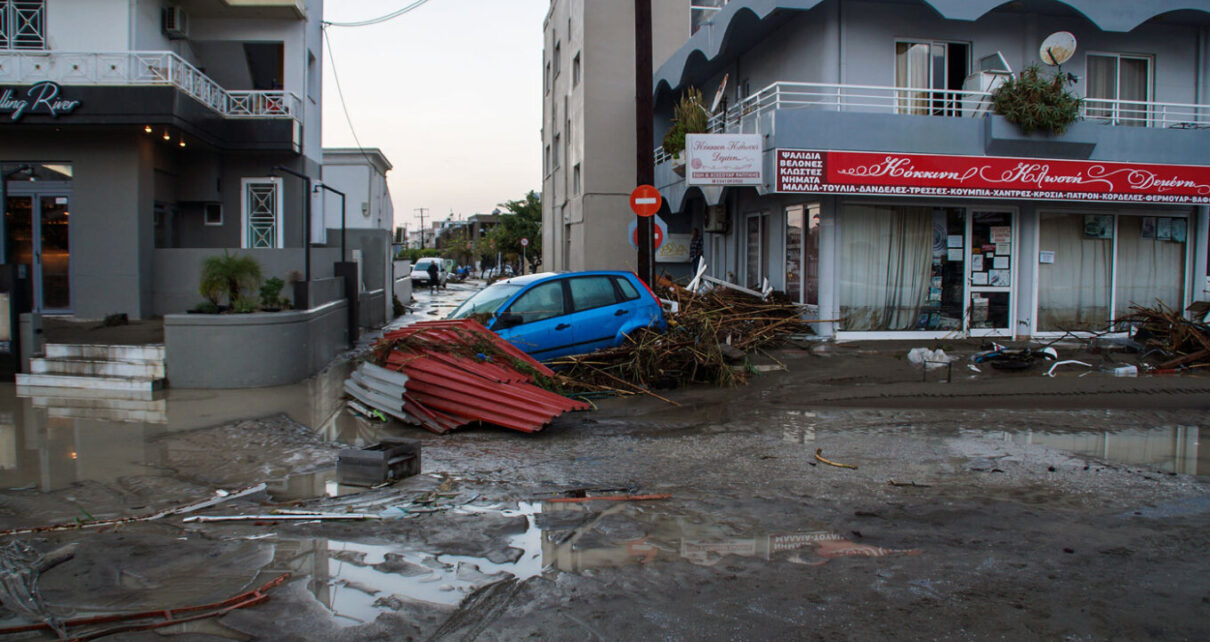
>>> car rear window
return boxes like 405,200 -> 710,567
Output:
569,276 -> 619,312
614,276 -> 640,301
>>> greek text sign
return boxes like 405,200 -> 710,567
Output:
1,82 -> 82,121
775,149 -> 1210,204
686,133 -> 763,186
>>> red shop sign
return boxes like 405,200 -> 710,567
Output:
775,149 -> 1210,205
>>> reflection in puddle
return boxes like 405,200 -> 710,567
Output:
268,502 -> 920,626
977,425 -> 1204,475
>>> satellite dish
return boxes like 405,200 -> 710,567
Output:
710,73 -> 729,114
1039,31 -> 1076,66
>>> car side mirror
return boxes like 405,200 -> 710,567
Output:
495,312 -> 523,329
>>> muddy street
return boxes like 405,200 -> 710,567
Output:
0,282 -> 1207,640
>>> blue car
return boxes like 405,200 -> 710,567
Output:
447,271 -> 668,361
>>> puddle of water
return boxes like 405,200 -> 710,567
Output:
764,408 -> 1207,476
264,501 -> 916,626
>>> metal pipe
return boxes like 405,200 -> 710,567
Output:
314,182 -> 347,262
272,164 -> 312,284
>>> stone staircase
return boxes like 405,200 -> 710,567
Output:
16,343 -> 166,397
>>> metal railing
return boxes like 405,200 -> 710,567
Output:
0,50 -> 301,120
656,80 -> 1210,161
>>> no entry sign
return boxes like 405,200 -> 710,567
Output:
629,185 -> 662,217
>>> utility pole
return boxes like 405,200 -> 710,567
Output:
416,211 -> 430,251
634,0 -> 655,286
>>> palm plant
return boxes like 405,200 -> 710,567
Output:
199,252 -> 263,307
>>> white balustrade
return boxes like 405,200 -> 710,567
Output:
0,50 -> 299,120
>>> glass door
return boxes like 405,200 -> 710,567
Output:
3,192 -> 71,312
966,210 -> 1014,335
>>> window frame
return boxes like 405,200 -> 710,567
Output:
241,177 -> 283,249
1085,51 -> 1154,125
567,275 -> 624,313
1,1 -> 46,51
504,279 -> 568,325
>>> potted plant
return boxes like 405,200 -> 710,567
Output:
259,276 -> 289,312
992,64 -> 1082,135
197,251 -> 263,312
662,86 -> 709,174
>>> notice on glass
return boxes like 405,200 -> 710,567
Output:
971,254 -> 984,272
992,256 -> 1009,270
989,269 -> 1010,286
989,226 -> 1012,244
995,243 -> 1010,255
971,272 -> 989,285
947,248 -> 964,262
947,235 -> 963,248
1039,250 -> 1055,264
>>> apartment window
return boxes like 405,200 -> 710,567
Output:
553,134 -> 560,169
572,52 -> 581,87
204,203 -> 223,226
242,178 -> 283,248
573,163 -> 581,194
1,1 -> 46,50
554,41 -> 562,77
1087,53 -> 1152,126
894,40 -> 970,116
545,62 -> 551,94
544,145 -> 551,175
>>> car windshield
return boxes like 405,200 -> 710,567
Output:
415,259 -> 434,269
447,283 -> 523,319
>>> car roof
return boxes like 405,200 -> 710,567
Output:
496,270 -> 636,287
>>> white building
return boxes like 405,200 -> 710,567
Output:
321,147 -> 395,324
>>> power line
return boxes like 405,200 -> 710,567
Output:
323,0 -> 433,28
321,25 -> 378,171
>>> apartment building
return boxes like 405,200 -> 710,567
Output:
1,0 -> 324,319
654,0 -> 1210,340
540,0 -> 699,272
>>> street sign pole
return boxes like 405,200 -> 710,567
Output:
635,0 -> 654,286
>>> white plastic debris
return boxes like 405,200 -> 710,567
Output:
907,348 -> 951,369
1045,360 -> 1092,377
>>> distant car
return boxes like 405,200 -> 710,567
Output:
447,271 -> 667,361
410,258 -> 448,286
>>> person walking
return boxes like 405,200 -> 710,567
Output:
426,260 -> 439,294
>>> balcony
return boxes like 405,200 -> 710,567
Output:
655,81 -> 1210,163
0,50 -> 301,121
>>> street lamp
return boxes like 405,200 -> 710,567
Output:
271,164 -> 312,286
314,182 -> 347,262
0,164 -> 32,265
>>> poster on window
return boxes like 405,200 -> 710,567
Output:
1171,218 -> 1188,243
1083,215 -> 1113,239
1141,217 -> 1157,239
1156,217 -> 1172,240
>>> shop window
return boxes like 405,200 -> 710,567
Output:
1115,215 -> 1185,317
894,40 -> 970,116
1,1 -> 46,50
241,178 -> 282,249
745,212 -> 769,290
784,203 -> 820,306
838,205 -> 935,331
1087,53 -> 1152,126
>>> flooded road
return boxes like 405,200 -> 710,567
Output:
1,279 -> 1209,639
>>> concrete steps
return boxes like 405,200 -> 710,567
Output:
16,343 -> 166,395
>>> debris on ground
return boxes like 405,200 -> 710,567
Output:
1116,303 -> 1210,370
546,277 -> 815,391
907,347 -> 951,369
338,438 -> 422,487
353,319 -> 589,434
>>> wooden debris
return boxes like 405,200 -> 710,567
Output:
1117,303 -> 1210,370
815,448 -> 858,470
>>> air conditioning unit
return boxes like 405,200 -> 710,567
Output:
162,6 -> 189,39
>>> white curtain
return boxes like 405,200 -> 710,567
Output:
1115,217 -> 1184,317
1086,55 -> 1117,121
896,43 -> 931,115
840,205 -> 932,330
1037,213 -> 1111,331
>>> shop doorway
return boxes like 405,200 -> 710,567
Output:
4,190 -> 71,313
964,210 -> 1015,335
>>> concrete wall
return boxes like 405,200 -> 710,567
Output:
393,260 -> 413,305
48,0 -> 130,51
164,299 -> 347,388
328,227 -> 392,323
360,289 -> 385,328
152,247 -> 341,315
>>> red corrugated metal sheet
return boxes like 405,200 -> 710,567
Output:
366,319 -> 587,434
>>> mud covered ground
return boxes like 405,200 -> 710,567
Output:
2,333 -> 1210,640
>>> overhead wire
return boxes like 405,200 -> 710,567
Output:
321,25 -> 381,173
322,0 -> 433,28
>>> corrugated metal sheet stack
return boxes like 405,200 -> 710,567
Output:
346,319 -> 589,434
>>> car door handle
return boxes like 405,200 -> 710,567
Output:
556,323 -> 571,330
614,309 -> 629,316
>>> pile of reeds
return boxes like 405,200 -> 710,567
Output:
546,278 -> 814,394
1117,303 -> 1210,369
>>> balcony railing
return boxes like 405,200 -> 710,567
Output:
0,50 -> 301,120
655,80 -> 1210,162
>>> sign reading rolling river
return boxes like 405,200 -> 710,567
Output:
775,149 -> 1210,205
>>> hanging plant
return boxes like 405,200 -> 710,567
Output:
992,65 -> 1082,135
661,86 -> 709,156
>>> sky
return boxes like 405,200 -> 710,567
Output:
320,0 -> 549,231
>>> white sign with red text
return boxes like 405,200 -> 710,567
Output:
686,134 -> 763,186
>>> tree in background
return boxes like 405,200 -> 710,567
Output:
488,191 -> 542,273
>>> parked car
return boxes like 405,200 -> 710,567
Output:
410,257 -> 448,286
447,271 -> 667,361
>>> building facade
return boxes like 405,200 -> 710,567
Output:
321,147 -> 395,324
1,0 -> 324,319
654,0 -> 1210,340
540,0 -> 694,273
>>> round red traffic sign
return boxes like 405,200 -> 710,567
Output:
520,237 -> 529,247
629,185 -> 662,217
631,221 -> 664,250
